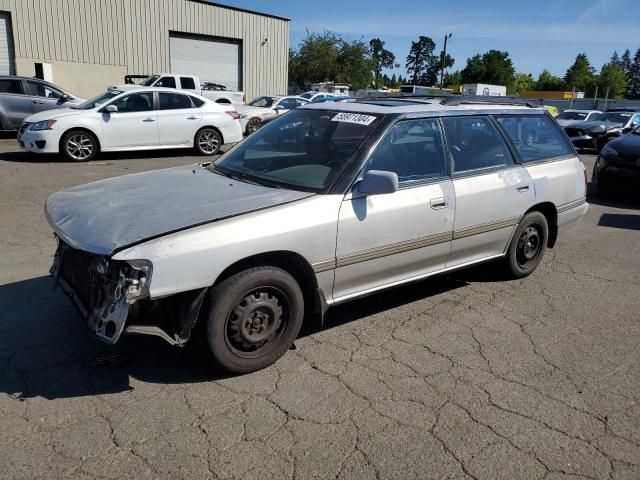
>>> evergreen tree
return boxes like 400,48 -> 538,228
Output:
564,53 -> 596,95
627,48 -> 640,99
621,49 -> 632,75
598,63 -> 628,99
610,51 -> 621,66
390,73 -> 397,86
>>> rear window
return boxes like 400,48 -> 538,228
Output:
496,115 -> 573,162
180,77 -> 196,90
0,79 -> 23,94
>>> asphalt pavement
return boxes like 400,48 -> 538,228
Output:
1,139 -> 639,480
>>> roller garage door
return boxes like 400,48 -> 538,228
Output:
170,33 -> 241,91
0,12 -> 15,75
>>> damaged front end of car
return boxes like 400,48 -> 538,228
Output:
50,238 -> 153,344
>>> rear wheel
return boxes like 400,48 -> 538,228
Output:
246,118 -> 261,135
61,130 -> 98,162
506,212 -> 548,278
202,266 -> 304,373
194,127 -> 222,156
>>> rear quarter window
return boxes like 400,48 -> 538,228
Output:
496,114 -> 574,162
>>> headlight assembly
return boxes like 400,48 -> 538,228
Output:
123,259 -> 153,303
29,119 -> 57,131
601,144 -> 618,157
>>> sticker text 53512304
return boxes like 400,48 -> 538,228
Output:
331,113 -> 377,126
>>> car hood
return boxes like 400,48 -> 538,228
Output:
236,105 -> 272,115
25,107 -> 85,123
45,163 -> 314,255
556,119 -> 582,127
565,120 -> 622,131
609,133 -> 640,156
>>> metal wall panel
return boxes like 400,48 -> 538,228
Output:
0,0 -> 289,100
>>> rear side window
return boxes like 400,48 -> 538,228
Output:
158,92 -> 193,110
155,76 -> 176,88
0,79 -> 23,94
496,115 -> 573,162
366,118 -> 448,184
180,77 -> 196,90
442,116 -> 513,174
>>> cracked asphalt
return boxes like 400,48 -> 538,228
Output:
1,139 -> 639,480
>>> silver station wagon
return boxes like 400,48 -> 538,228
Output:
46,96 -> 589,373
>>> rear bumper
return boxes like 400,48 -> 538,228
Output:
558,199 -> 589,231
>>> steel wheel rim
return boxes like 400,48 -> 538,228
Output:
198,130 -> 219,154
225,286 -> 290,359
516,225 -> 541,267
66,134 -> 94,160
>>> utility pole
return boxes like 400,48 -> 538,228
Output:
440,33 -> 452,89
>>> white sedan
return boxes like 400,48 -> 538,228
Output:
18,86 -> 243,161
236,96 -> 309,135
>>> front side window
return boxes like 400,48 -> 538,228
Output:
211,109 -> 380,192
180,77 -> 196,90
0,79 -> 23,94
141,75 -> 160,86
155,76 -> 176,88
27,81 -> 64,99
365,118 -> 448,184
442,116 -> 513,174
158,92 -> 193,110
496,115 -> 574,162
277,98 -> 298,110
112,92 -> 154,113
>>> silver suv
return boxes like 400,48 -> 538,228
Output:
45,97 -> 588,373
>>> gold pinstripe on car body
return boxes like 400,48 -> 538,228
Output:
557,198 -> 587,213
452,216 -> 520,240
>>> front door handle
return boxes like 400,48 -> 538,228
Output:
142,117 -> 155,122
32,100 -> 44,104
186,116 -> 198,120
516,185 -> 530,192
430,197 -> 447,209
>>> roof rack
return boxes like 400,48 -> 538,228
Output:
440,96 -> 542,108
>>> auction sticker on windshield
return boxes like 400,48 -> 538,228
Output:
331,113 -> 377,125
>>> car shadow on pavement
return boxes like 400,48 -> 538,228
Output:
598,213 -> 640,231
0,148 -> 203,164
586,181 -> 640,210
0,269 -> 487,400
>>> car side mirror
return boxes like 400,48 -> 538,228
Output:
104,104 -> 118,113
61,93 -> 71,102
357,170 -> 398,195
622,127 -> 633,134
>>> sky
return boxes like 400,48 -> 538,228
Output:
218,0 -> 639,80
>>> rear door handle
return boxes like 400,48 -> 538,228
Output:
142,117 -> 155,122
430,197 -> 447,209
32,100 -> 44,104
517,185 -> 530,192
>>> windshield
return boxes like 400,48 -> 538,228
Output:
591,112 -> 632,123
557,111 -> 588,120
209,109 -> 380,193
141,75 -> 160,86
300,92 -> 315,99
73,90 -> 122,110
249,96 -> 276,108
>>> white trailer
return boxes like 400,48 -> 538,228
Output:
462,83 -> 507,97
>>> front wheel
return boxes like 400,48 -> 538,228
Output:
194,127 -> 222,156
202,266 -> 304,373
61,130 -> 98,162
506,212 -> 548,278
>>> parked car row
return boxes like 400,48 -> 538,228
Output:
560,108 -> 640,152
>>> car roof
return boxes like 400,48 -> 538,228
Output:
564,109 -> 601,113
300,98 -> 541,116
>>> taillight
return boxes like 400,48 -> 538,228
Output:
583,168 -> 588,193
225,110 -> 240,120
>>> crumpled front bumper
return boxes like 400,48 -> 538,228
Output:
50,240 -> 146,344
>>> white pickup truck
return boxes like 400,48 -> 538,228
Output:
133,74 -> 244,105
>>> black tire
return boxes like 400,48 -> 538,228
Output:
61,129 -> 98,162
202,266 -> 304,373
194,127 -> 222,156
246,118 -> 261,135
506,211 -> 548,279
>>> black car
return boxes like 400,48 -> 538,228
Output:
593,125 -> 640,195
564,109 -> 640,152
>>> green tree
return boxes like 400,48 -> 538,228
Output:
288,31 -> 374,90
514,72 -> 535,93
564,53 -> 596,95
598,62 -> 628,99
443,70 -> 462,86
370,38 -> 397,87
534,69 -> 566,90
390,73 -> 397,87
460,50 -> 516,92
405,36 -> 440,86
627,48 -> 640,99
621,49 -> 632,76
